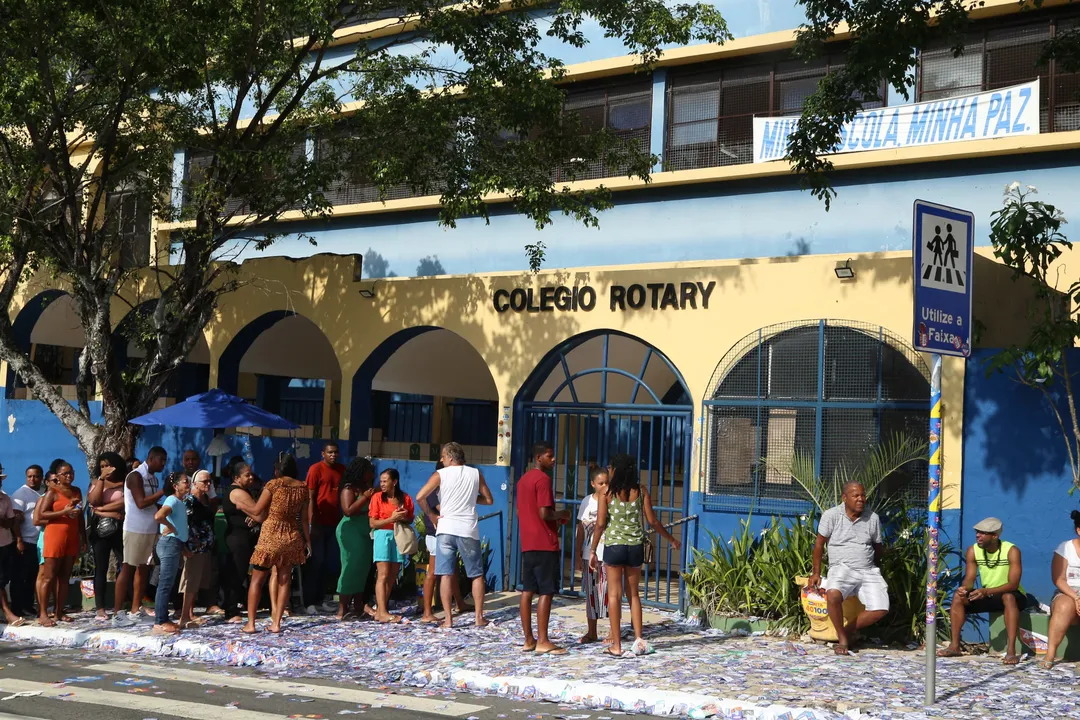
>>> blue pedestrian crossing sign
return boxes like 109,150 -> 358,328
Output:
913,200 -> 974,357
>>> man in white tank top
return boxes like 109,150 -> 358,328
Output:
416,442 -> 493,629
113,446 -> 166,627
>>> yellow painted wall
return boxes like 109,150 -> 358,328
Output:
9,246 -> 1049,508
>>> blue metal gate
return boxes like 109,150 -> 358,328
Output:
509,332 -> 693,610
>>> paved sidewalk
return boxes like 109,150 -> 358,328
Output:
3,594 -> 1079,719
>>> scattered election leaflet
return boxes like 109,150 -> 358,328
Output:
753,80 -> 1039,164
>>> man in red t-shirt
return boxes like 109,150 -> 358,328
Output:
517,440 -> 571,654
304,442 -> 345,613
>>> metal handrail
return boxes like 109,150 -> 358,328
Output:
659,514 -> 699,531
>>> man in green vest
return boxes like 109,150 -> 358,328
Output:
938,517 -> 1026,664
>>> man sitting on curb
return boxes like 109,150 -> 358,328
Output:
938,517 -> 1025,665
808,482 -> 890,655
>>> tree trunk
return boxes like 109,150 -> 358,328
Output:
91,418 -> 140,468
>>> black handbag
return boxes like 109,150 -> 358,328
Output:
94,514 -> 120,538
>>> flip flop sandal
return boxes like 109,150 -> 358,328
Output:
1003,655 -> 1020,665
833,645 -> 850,656
7,618 -> 25,628
936,648 -> 963,658
602,648 -> 627,659
535,647 -> 569,656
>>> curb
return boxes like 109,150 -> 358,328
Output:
1,623 -> 867,720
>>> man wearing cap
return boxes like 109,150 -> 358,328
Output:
938,517 -> 1025,664
808,481 -> 890,655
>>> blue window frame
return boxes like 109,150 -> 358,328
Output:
702,320 -> 930,514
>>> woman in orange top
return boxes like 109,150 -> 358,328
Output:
368,469 -> 414,623
34,460 -> 86,626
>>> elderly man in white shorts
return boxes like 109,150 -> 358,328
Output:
808,481 -> 889,654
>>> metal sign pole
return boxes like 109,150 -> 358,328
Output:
912,199 -> 972,707
925,353 -> 942,705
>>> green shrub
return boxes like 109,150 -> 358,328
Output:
684,503 -> 957,643
685,514 -> 815,634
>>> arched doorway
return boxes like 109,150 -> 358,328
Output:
7,291 -> 85,397
218,312 -> 342,439
7,292 -> 212,402
513,330 -> 693,609
350,327 -> 499,461
702,320 -> 930,514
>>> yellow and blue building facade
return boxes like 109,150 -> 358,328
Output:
4,0 -> 1080,619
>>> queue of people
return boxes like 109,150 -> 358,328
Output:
0,440 -> 506,635
9,437 -> 1079,667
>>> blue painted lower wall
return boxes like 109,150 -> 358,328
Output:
0,397 -> 102,490
0,400 -> 510,590
368,458 -> 510,591
962,349 -> 1080,610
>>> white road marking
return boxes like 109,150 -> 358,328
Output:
86,662 -> 489,716
0,678 -> 292,720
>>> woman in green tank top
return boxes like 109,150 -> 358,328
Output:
589,453 -> 680,658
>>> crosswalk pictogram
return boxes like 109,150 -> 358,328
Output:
920,221 -> 967,293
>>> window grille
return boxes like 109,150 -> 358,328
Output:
664,53 -> 879,172
918,9 -> 1080,133
105,188 -> 152,269
316,132 -> 444,206
183,151 -> 245,216
183,144 -> 307,216
555,79 -> 652,182
702,320 -> 929,514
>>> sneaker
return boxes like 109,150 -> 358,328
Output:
112,611 -> 135,628
304,605 -> 318,616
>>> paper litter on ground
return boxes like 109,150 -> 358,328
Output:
3,597 -> 1079,720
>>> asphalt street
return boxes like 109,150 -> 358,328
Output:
0,644 -> 570,720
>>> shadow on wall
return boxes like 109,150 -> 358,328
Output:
364,250 -> 935,401
962,347 -> 1080,607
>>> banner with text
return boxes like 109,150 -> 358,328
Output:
752,80 -> 1040,164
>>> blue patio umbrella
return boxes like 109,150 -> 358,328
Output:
128,388 -> 299,430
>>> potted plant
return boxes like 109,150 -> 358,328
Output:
778,433 -> 927,642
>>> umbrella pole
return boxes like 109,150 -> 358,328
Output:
213,429 -> 224,479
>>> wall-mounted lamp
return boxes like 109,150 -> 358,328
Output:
358,282 -> 377,299
834,258 -> 855,280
